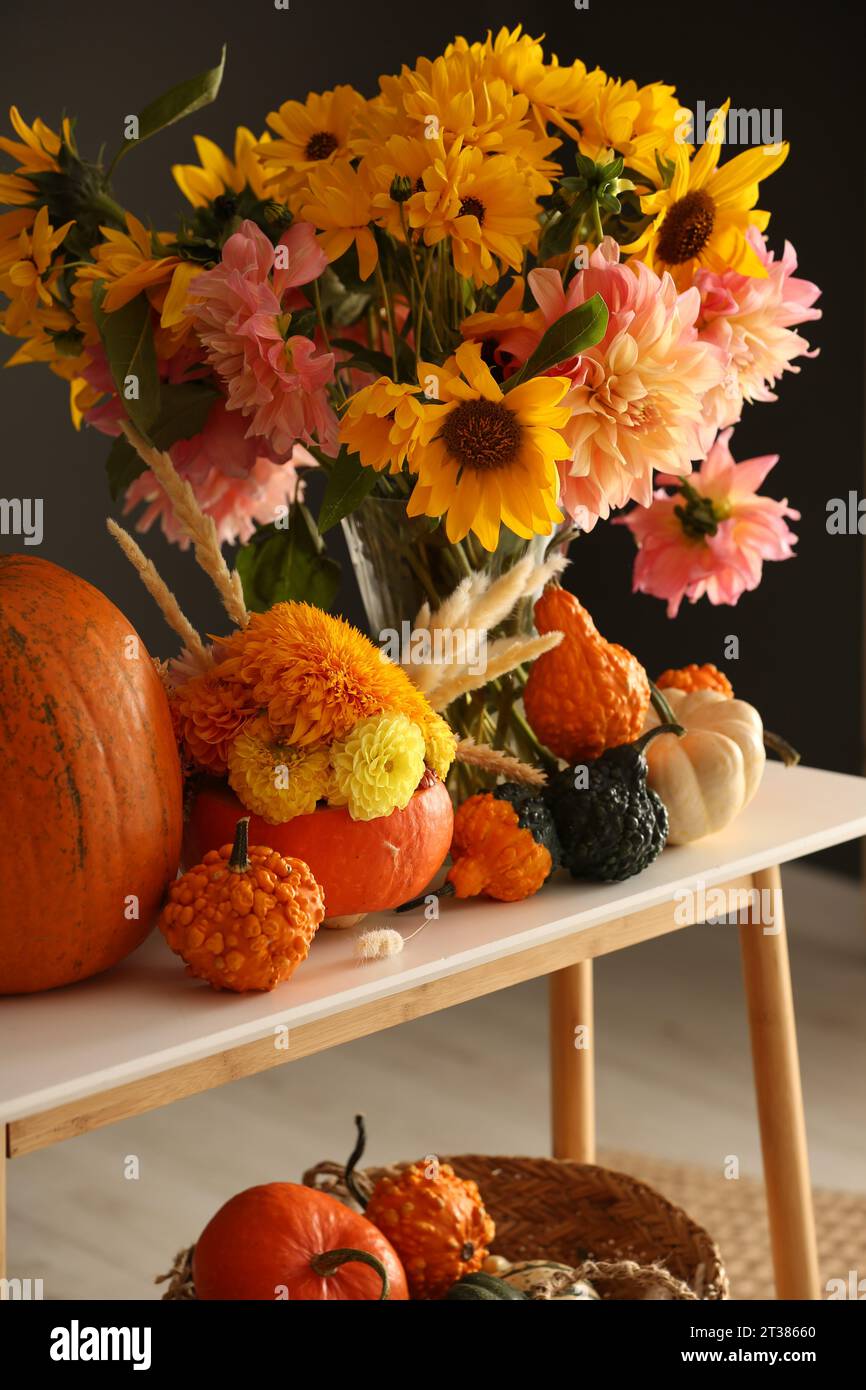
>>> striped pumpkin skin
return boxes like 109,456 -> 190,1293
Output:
0,556 -> 183,994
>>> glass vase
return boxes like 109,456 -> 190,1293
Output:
342,495 -> 553,796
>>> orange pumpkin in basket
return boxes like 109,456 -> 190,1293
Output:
185,774 -> 454,921
193,1182 -> 408,1300
524,585 -> 650,763
0,556 -> 183,994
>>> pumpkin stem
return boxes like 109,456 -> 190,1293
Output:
309,1246 -> 391,1301
229,816 -> 251,873
344,1114 -> 370,1210
396,881 -> 455,914
763,729 -> 801,767
632,722 -> 685,755
648,679 -> 681,729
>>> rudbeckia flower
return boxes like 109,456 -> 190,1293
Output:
624,100 -> 789,289
172,127 -> 271,207
339,377 -> 427,473
406,339 -> 570,551
408,141 -> 540,287
300,158 -> 378,280
258,85 -> 366,200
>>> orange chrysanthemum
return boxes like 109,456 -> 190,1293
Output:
212,602 -> 435,746
172,671 -> 259,773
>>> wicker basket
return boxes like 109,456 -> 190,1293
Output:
158,1154 -> 728,1300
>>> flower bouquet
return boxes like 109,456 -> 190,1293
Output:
0,28 -> 820,948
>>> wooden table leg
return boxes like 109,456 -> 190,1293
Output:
1,1127 -> 7,1296
739,865 -> 820,1299
550,959 -> 595,1162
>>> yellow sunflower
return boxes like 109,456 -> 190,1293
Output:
258,85 -> 366,201
172,127 -> 270,207
0,107 -> 72,206
0,205 -> 73,334
623,100 -> 789,289
576,78 -> 686,182
299,157 -> 378,280
407,340 -> 570,551
339,377 -> 426,473
409,141 -> 540,287
77,212 -> 179,311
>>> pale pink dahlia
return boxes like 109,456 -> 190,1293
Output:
617,428 -> 799,617
123,400 -> 307,548
695,228 -> 821,441
526,238 -> 726,531
189,219 -> 339,456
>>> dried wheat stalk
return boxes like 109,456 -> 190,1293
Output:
454,736 -> 547,788
120,421 -> 248,630
106,519 -> 212,672
430,630 -> 562,711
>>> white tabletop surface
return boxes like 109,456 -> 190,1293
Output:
2,762 -> 866,1125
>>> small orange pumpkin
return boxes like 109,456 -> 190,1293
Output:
524,585 -> 650,762
657,663 -> 734,697
159,818 -> 324,992
193,1182 -> 408,1301
185,775 -> 454,921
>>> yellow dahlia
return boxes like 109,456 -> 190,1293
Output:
623,100 -> 789,289
299,157 -> 378,281
212,602 -> 437,746
339,376 -> 426,473
421,713 -> 458,781
173,127 -> 270,207
228,719 -> 330,824
407,340 -> 570,551
330,712 -> 426,822
259,85 -> 366,200
408,141 -> 540,287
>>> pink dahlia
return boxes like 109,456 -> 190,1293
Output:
123,399 -> 308,548
617,429 -> 799,617
188,219 -> 339,456
695,228 -> 821,441
525,238 -> 725,531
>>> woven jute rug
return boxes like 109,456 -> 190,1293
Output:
601,1150 -> 866,1301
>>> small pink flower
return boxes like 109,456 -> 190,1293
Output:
189,219 -> 339,456
695,229 -> 821,442
617,428 -> 799,617
521,239 -> 726,531
123,399 -> 307,548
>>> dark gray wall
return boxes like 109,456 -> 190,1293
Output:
2,0 -> 862,870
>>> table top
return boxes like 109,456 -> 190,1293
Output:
2,761 -> 866,1127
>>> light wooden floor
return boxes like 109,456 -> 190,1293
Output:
5,863 -> 865,1300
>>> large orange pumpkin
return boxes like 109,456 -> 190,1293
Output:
185,776 -> 454,921
0,556 -> 183,994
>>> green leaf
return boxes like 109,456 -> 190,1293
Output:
236,505 -> 341,613
317,446 -> 378,534
110,46 -> 226,170
331,338 -> 395,378
150,380 -> 220,448
105,435 -> 145,502
92,286 -> 160,434
504,293 -> 608,391
104,381 -> 220,501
